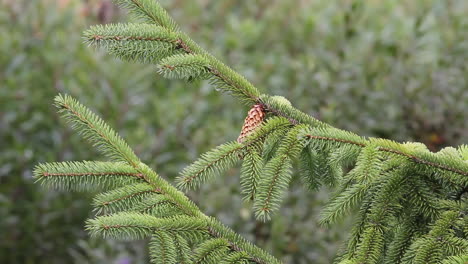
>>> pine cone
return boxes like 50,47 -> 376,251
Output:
237,104 -> 266,143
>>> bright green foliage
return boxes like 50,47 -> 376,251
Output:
220,252 -> 251,264
87,213 -> 207,240
92,183 -> 159,214
205,57 -> 261,105
459,145 -> 468,160
150,232 -> 195,264
441,255 -> 468,264
401,210 -> 468,264
298,146 -> 322,190
85,0 -> 261,105
33,0 -> 468,263
193,238 -> 230,264
54,94 -> 141,166
259,94 -> 328,128
113,0 -> 179,31
176,116 -> 292,194
254,124 -> 309,220
245,117 -> 292,147
5,1 -> 466,263
150,232 -> 177,264
129,194 -> 182,218
173,234 -> 193,264
384,218 -> 422,264
34,161 -> 143,191
177,141 -> 243,190
35,95 -> 281,264
158,54 -> 210,80
262,126 -> 290,162
83,23 -> 181,63
240,148 -> 263,201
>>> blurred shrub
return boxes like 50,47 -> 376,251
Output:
0,0 -> 466,263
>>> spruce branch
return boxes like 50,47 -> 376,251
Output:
35,0 -> 468,262
86,213 -> 208,240
34,161 -> 144,190
243,117 -> 292,147
402,210 -> 468,264
172,234 -> 192,264
262,126 -> 290,162
176,141 -> 244,190
55,94 -> 197,217
114,0 -> 179,31
303,131 -> 468,179
220,251 -> 251,264
354,166 -> 409,264
240,148 -> 263,201
300,146 -> 341,188
136,158 -> 282,264
205,217 -> 281,264
384,219 -> 422,264
403,176 -> 440,220
84,23 -> 182,63
344,199 -> 374,259
177,117 -> 292,192
258,94 -> 329,128
319,183 -> 370,226
92,183 -> 161,214
458,145 -> 468,160
157,54 -> 210,80
355,224 -> 385,264
193,238 -> 231,264
298,146 -> 323,190
86,1 -> 468,182
150,231 -> 177,264
38,94 -> 282,264
86,1 -> 262,104
132,195 -> 183,217
55,94 -> 141,168
441,255 -> 468,264
254,124 -> 309,220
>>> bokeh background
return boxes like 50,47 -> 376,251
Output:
1,0 -> 467,263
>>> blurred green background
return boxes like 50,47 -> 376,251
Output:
1,0 -> 467,263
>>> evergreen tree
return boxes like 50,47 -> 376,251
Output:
35,1 -> 467,263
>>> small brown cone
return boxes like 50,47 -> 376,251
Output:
237,104 -> 266,143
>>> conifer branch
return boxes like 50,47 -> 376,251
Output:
131,195 -> 184,218
177,117 -> 292,192
258,94 -> 329,128
304,132 -> 468,178
240,148 -> 263,201
34,161 -> 144,190
86,0 -> 468,183
158,54 -> 210,80
441,255 -> 468,264
85,1 -> 262,104
150,231 -> 177,264
254,124 -> 309,220
55,94 -> 142,168
84,23 -> 182,63
220,251 -> 251,264
92,183 -> 161,214
193,238 -> 230,263
87,213 -> 209,240
114,0 -> 179,31
35,0 -> 468,262
401,210 -> 468,263
298,146 -> 323,190
172,234 -> 192,264
177,141 -> 244,190
37,94 -> 282,264
319,183 -> 370,226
